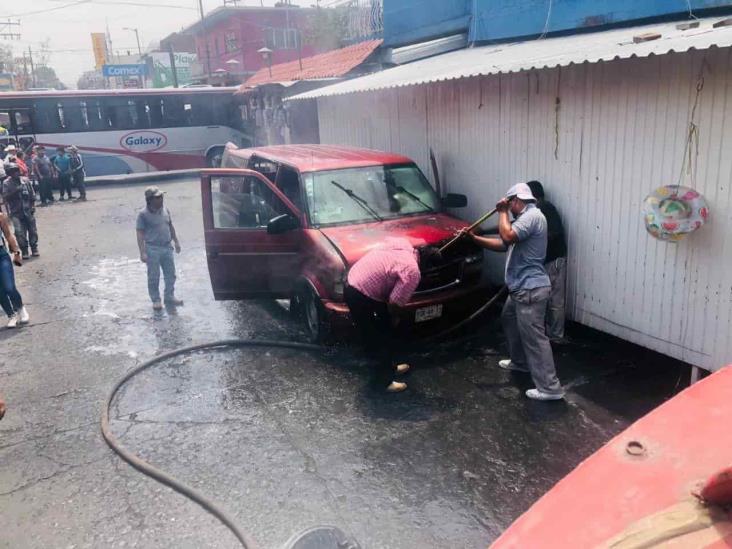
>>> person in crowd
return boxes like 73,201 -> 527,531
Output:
0,208 -> 29,328
69,146 -> 87,201
32,146 -> 55,205
136,186 -> 183,311
51,146 -> 74,201
15,150 -> 30,178
527,180 -> 568,344
459,183 -> 564,401
0,394 -> 5,420
1,163 -> 39,259
344,237 -> 438,393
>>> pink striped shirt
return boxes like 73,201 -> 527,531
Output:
347,237 -> 421,306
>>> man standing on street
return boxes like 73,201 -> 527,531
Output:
460,183 -> 564,401
136,186 -> 183,311
1,163 -> 39,259
51,146 -> 74,201
69,146 -> 87,201
527,180 -> 568,344
33,146 -> 55,205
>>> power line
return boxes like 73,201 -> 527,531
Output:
8,0 -> 90,19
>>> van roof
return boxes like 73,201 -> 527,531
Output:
229,144 -> 415,172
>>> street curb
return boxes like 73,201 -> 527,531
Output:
85,169 -> 201,187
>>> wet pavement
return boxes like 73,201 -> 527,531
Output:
0,178 -> 691,549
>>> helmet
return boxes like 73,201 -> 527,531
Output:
4,162 -> 21,176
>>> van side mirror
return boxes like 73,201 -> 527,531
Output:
267,214 -> 299,234
442,193 -> 467,208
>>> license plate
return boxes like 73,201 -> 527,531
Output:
415,304 -> 443,323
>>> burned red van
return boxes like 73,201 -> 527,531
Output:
201,144 -> 486,341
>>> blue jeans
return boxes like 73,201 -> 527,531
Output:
0,249 -> 23,317
146,244 -> 176,303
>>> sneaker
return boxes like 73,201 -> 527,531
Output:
386,381 -> 408,393
526,388 -> 565,401
18,307 -> 29,324
498,359 -> 530,372
152,301 -> 163,311
395,363 -> 411,375
21,253 -> 29,260
31,250 -> 39,257
68,195 -> 75,199
59,196 -> 66,201
164,298 -> 184,306
7,313 -> 19,328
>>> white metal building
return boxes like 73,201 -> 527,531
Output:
292,16 -> 732,372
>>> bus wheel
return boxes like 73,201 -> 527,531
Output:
206,147 -> 224,168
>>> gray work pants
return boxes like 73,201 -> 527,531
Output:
545,257 -> 567,340
146,244 -> 176,303
12,213 -> 38,254
502,286 -> 563,395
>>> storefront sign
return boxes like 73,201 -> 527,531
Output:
148,52 -> 197,88
103,64 -> 147,77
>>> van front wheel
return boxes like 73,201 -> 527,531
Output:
294,287 -> 328,344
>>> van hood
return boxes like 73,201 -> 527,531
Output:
319,213 -> 469,266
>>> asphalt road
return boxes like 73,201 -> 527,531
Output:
0,178 -> 690,549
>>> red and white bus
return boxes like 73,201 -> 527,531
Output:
0,87 -> 251,176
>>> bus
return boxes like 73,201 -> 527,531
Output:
0,87 -> 251,176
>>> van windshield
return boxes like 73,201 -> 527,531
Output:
303,164 -> 441,226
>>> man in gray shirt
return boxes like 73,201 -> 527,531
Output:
460,183 -> 564,400
136,186 -> 183,310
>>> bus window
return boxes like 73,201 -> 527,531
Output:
56,103 -> 67,130
79,101 -> 90,129
60,101 -> 85,132
160,97 -> 185,127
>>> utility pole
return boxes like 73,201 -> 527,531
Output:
168,45 -> 179,88
0,19 -> 21,40
28,47 -> 36,88
198,0 -> 212,81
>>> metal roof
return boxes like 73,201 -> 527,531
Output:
240,40 -> 382,89
289,15 -> 732,100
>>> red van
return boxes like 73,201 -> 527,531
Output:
202,144 -> 486,341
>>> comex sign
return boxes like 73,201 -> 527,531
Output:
102,64 -> 147,77
120,130 -> 168,153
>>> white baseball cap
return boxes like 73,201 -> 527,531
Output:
506,182 -> 535,201
4,144 -> 17,152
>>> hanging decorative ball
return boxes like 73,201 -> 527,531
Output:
642,185 -> 709,242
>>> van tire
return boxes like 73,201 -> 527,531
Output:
294,287 -> 329,344
206,147 -> 225,168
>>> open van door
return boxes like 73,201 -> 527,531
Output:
201,168 -> 304,299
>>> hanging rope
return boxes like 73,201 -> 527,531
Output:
676,67 -> 705,196
538,0 -> 554,39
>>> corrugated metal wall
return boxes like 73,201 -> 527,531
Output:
317,47 -> 732,371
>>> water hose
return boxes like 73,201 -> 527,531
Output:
100,294 -> 508,547
438,208 -> 498,254
101,339 -> 321,549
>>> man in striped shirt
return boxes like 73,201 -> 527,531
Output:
345,237 -> 434,393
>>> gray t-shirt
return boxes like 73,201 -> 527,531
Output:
33,155 -> 54,178
136,206 -> 173,247
505,203 -> 551,292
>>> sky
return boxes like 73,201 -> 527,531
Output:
4,0 -> 314,88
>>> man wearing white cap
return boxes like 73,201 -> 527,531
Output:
136,186 -> 183,311
460,183 -> 564,400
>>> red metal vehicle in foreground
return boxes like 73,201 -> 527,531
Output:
491,366 -> 732,549
201,144 -> 486,341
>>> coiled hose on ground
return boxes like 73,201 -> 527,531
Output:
100,288 -> 506,548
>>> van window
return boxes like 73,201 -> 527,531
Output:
248,155 -> 278,182
211,175 -> 288,229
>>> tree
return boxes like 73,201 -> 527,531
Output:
33,65 -> 66,90
0,44 -> 14,73
304,6 -> 349,52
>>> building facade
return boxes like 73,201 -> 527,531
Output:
184,5 -> 318,83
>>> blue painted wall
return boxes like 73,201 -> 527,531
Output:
383,0 -> 470,47
383,0 -> 732,47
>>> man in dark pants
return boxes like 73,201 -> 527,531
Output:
527,180 -> 568,344
460,183 -> 564,401
51,146 -> 74,201
32,146 -> 55,205
1,163 -> 39,258
344,237 -> 427,393
69,146 -> 87,201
